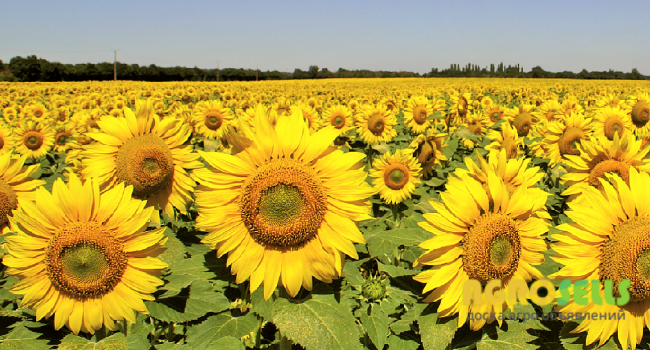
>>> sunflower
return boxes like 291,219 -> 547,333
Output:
404,131 -> 447,177
81,106 -> 203,218
14,121 -> 55,159
191,110 -> 374,300
627,92 -> 650,136
321,105 -> 354,136
369,150 -> 422,204
505,103 -> 536,137
2,174 -> 168,335
0,125 -> 15,155
403,96 -> 434,134
549,169 -> 650,350
191,100 -> 234,141
461,111 -> 488,149
543,112 -> 592,167
0,152 -> 45,231
52,123 -> 79,153
485,121 -> 524,160
484,105 -> 506,124
413,172 -> 549,330
454,149 -> 546,202
537,99 -> 563,123
592,106 -> 631,141
356,104 -> 397,144
292,103 -> 321,133
560,133 -> 650,196
26,104 -> 48,122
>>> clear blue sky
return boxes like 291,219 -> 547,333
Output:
2,0 -> 649,75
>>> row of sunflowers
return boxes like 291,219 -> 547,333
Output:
0,78 -> 649,349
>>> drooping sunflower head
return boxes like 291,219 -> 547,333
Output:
542,111 -> 592,166
14,121 -> 55,159
485,121 -> 523,160
505,104 -> 536,137
628,93 -> 650,135
369,149 -> 422,204
405,132 -> 448,177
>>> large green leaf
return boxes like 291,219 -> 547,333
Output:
387,335 -> 420,350
366,228 -> 431,263
185,313 -> 257,350
475,321 -> 537,350
0,325 -> 51,350
418,312 -> 457,350
357,304 -> 389,350
160,253 -> 216,298
58,333 -> 127,350
272,294 -> 363,350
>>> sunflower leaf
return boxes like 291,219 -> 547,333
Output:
58,332 -> 127,350
185,313 -> 257,350
387,335 -> 420,350
0,325 -> 51,350
272,293 -> 363,350
418,312 -> 457,350
357,304 -> 389,350
366,228 -> 432,263
475,320 -> 537,350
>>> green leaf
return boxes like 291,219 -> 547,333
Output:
387,335 -> 420,350
158,227 -> 186,267
377,262 -> 418,277
475,321 -> 537,350
250,288 -> 274,320
0,325 -> 51,350
58,333 -> 127,350
272,294 -> 363,350
185,280 -> 231,316
185,314 -> 257,350
161,253 -> 216,298
125,334 -> 150,350
155,342 -> 194,350
358,304 -> 389,350
455,126 -> 483,142
366,228 -> 431,263
418,313 -> 457,350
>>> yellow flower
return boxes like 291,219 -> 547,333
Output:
485,121 -> 523,160
81,106 -> 203,218
191,100 -> 234,141
14,121 -> 55,159
414,172 -> 549,330
0,152 -> 45,231
2,174 -> 168,334
404,131 -> 447,177
543,112 -> 592,166
369,150 -> 421,204
192,110 -> 374,300
592,106 -> 631,140
403,96 -> 434,134
356,104 -> 397,144
550,169 -> 650,350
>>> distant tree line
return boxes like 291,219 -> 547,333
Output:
1,55 -> 647,82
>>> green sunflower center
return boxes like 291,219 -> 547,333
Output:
116,134 -> 174,199
604,117 -> 625,140
23,131 -> 44,150
46,222 -> 127,298
490,112 -> 502,121
240,159 -> 327,249
600,217 -> 650,302
384,164 -> 409,190
463,213 -> 521,284
331,115 -> 345,128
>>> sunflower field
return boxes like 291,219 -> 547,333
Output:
0,78 -> 649,350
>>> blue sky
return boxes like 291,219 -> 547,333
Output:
2,0 -> 649,74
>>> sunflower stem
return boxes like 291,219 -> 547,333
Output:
279,334 -> 292,350
95,326 -> 107,342
392,203 -> 399,224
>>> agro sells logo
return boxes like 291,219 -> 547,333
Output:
462,279 -> 631,306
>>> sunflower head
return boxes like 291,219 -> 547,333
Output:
512,112 -> 533,137
631,100 -> 650,128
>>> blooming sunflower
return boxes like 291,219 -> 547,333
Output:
403,96 -> 434,134
191,100 -> 234,141
2,174 -> 168,334
404,131 -> 447,177
505,103 -> 536,137
14,121 -> 55,159
356,104 -> 397,144
484,105 -> 506,124
52,123 -> 79,153
414,172 -> 549,330
369,150 -> 422,204
321,105 -> 354,137
191,110 -> 374,300
627,92 -> 650,136
0,152 -> 45,231
81,106 -> 203,218
0,125 -> 15,155
485,121 -> 524,160
549,169 -> 650,350
543,112 -> 592,167
537,99 -> 563,123
560,133 -> 650,196
592,106 -> 631,141
292,103 -> 321,133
